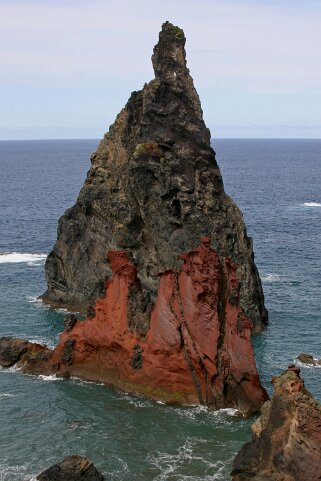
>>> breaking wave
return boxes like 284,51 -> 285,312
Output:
147,437 -> 228,480
295,358 -> 321,369
302,202 -> 321,207
0,252 -> 47,265
0,393 -> 15,400
261,273 -> 284,283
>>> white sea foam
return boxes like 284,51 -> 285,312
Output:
295,358 -> 321,369
0,365 -> 22,374
0,461 -> 34,481
38,374 -> 63,382
147,438 -> 227,480
119,391 -> 153,408
27,337 -> 55,348
0,252 -> 47,265
26,295 -> 43,304
0,393 -> 15,399
70,376 -> 104,387
107,456 -> 129,477
303,202 -> 321,207
26,295 -> 78,316
215,407 -> 240,417
261,273 -> 284,283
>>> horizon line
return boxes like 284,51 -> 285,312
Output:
1,137 -> 321,142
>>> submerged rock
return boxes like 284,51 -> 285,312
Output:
297,352 -> 321,366
36,455 -> 104,480
231,365 -> 321,481
42,21 -> 267,331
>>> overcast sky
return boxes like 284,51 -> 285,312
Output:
1,0 -> 321,139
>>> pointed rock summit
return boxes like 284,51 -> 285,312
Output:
0,23 -> 268,415
43,21 -> 267,331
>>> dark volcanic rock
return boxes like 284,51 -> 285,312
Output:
231,365 -> 321,481
63,314 -> 78,332
37,455 -> 104,481
0,337 -> 28,367
0,337 -> 52,374
297,352 -> 321,366
42,21 -> 267,330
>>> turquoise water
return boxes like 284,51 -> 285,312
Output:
0,139 -> 320,480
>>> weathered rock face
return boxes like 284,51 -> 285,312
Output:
37,455 -> 104,481
0,238 -> 268,415
231,365 -> 321,481
42,21 -> 267,331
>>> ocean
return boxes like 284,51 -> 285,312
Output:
0,139 -> 320,480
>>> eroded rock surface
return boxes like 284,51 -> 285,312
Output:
0,238 -> 268,415
42,21 -> 267,331
231,365 -> 321,481
36,455 -> 104,481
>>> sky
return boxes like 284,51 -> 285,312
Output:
1,0 -> 321,140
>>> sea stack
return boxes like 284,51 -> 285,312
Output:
232,365 -> 321,480
0,22 -> 269,415
42,21 -> 267,331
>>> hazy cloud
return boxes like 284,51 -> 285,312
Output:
1,0 -> 321,138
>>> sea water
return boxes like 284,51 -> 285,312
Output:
0,139 -> 320,480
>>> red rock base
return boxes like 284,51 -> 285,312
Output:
47,238 -> 267,415
0,238 -> 268,416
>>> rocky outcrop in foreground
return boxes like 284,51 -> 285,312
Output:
0,238 -> 268,415
232,365 -> 321,481
42,21 -> 267,331
37,455 -> 104,480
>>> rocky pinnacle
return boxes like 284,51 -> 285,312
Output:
42,21 -> 268,330
232,366 -> 321,480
